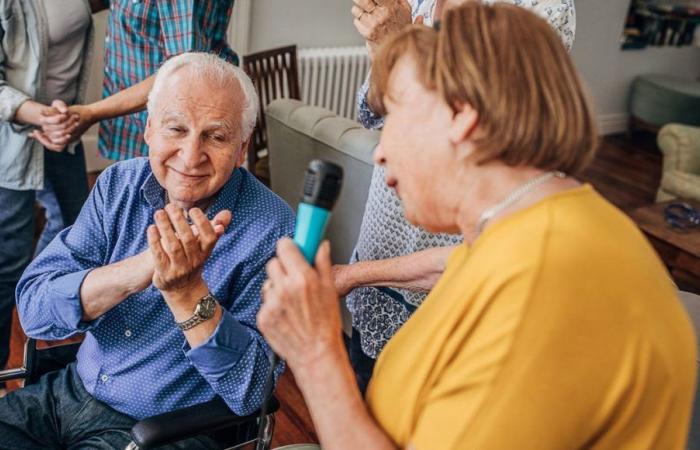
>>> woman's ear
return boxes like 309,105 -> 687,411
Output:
448,103 -> 479,145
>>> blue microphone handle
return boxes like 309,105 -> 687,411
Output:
293,203 -> 331,264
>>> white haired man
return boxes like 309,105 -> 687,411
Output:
1,52 -> 294,449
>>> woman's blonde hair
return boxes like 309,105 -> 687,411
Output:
369,2 -> 598,175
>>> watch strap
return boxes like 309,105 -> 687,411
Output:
176,293 -> 217,331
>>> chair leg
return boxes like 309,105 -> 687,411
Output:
251,414 -> 275,450
261,414 -> 275,450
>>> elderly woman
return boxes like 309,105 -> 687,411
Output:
340,0 -> 576,394
259,3 -> 696,449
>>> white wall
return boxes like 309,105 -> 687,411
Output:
247,0 -> 363,52
571,0 -> 700,133
246,0 -> 700,133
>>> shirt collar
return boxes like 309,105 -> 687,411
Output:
140,166 -> 243,219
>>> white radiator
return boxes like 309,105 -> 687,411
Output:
298,46 -> 370,121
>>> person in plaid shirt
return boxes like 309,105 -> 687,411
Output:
47,0 -> 238,161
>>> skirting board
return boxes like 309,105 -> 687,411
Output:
598,113 -> 629,136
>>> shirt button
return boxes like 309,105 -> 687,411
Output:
101,374 -> 109,382
105,35 -> 110,43
124,330 -> 132,337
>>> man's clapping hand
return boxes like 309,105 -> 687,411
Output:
148,205 -> 232,295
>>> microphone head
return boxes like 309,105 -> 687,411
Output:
300,159 -> 343,210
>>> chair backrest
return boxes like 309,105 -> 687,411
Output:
242,45 -> 301,175
266,99 -> 380,335
265,99 -> 379,266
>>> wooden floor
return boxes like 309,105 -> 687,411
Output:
4,132 -> 669,446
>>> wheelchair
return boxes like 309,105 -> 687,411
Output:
0,338 -> 279,450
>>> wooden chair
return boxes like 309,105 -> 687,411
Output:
242,45 -> 301,184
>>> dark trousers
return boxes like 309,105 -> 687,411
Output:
0,364 -> 218,450
0,146 -> 88,377
347,329 -> 376,396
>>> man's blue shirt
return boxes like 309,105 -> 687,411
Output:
16,158 -> 294,419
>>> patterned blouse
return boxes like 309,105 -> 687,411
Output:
348,0 -> 576,359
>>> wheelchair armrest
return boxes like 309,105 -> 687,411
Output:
0,367 -> 29,383
0,338 -> 83,385
130,395 -> 280,450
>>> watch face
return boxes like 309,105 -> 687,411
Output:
195,295 -> 217,319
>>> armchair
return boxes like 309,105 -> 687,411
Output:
657,123 -> 700,203
0,338 -> 278,450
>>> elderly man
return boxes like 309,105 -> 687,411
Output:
0,52 -> 294,449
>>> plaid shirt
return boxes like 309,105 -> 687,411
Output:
99,0 -> 238,161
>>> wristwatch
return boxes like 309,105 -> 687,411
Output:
176,292 -> 218,331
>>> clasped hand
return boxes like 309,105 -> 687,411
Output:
26,100 -> 93,152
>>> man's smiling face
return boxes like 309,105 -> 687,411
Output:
145,67 -> 247,210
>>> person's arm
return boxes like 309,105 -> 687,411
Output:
333,245 -> 456,297
357,78 -> 386,130
353,0 -> 417,130
0,23 -> 31,126
259,239 -> 398,449
0,22 -> 73,142
64,76 -> 154,143
65,0 -> 240,144
352,0 -> 413,61
78,250 -> 154,321
147,204 -> 286,415
14,167 -> 141,339
294,337 -> 397,450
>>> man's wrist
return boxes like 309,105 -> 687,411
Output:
161,278 -> 210,322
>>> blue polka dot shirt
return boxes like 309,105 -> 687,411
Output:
16,158 -> 295,420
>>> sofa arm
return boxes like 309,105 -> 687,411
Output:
129,396 -> 279,450
659,170 -> 700,203
658,124 -> 700,175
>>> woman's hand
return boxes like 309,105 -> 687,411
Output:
14,100 -> 81,151
352,0 -> 413,60
258,238 -> 344,371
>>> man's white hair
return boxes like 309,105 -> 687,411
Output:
147,52 -> 259,141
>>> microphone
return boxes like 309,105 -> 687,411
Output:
293,159 -> 344,264
255,160 -> 343,449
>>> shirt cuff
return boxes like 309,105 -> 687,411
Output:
51,269 -> 101,331
185,310 -> 253,380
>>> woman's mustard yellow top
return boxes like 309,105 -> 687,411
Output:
366,185 -> 696,450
